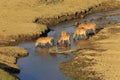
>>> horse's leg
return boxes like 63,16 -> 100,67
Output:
35,42 -> 39,47
68,39 -> 71,46
84,31 -> 87,39
61,40 -> 64,45
73,33 -> 76,40
49,41 -> 53,46
92,28 -> 96,34
78,34 -> 81,40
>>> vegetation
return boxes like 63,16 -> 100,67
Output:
0,69 -> 19,80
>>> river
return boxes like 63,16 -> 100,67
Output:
17,9 -> 120,80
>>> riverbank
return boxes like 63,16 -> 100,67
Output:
0,0 -> 120,44
60,23 -> 120,80
0,0 -> 120,80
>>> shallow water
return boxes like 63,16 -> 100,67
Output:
17,42 -> 73,80
17,9 -> 120,80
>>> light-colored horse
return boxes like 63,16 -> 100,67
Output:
78,23 -> 96,34
73,28 -> 87,40
35,37 -> 54,47
57,31 -> 70,46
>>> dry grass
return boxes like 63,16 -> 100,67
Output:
0,46 -> 28,57
0,54 -> 16,64
0,0 -> 109,41
0,69 -> 19,80
90,23 -> 120,80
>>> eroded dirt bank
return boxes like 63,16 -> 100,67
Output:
0,0 -> 120,80
60,23 -> 120,80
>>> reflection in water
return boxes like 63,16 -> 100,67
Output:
57,45 -> 71,52
35,47 -> 58,59
74,39 -> 94,49
35,47 -> 49,54
17,42 -> 74,80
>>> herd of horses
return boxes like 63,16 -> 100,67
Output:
35,23 -> 96,47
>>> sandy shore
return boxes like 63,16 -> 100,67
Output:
60,23 -> 120,80
91,23 -> 120,80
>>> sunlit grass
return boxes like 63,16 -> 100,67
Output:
0,69 -> 19,80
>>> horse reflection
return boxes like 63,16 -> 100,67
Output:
74,39 -> 93,49
35,47 -> 57,58
57,43 -> 71,52
35,47 -> 49,54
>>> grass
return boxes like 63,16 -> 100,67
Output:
0,0 -> 109,41
0,69 -> 19,80
0,46 -> 28,57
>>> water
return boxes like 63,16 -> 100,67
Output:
17,42 -> 74,80
17,9 -> 120,80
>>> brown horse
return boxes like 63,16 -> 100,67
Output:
61,30 -> 68,36
78,23 -> 96,34
73,28 -> 87,40
57,31 -> 70,46
35,37 -> 54,47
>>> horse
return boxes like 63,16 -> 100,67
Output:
73,28 -> 87,40
78,23 -> 96,34
35,37 -> 54,47
57,31 -> 70,46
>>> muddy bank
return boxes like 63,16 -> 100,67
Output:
0,47 -> 28,79
60,23 -> 120,80
34,0 -> 120,27
0,46 -> 28,73
60,50 -> 103,80
0,24 -> 48,46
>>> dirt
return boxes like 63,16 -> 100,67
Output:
60,23 -> 120,80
